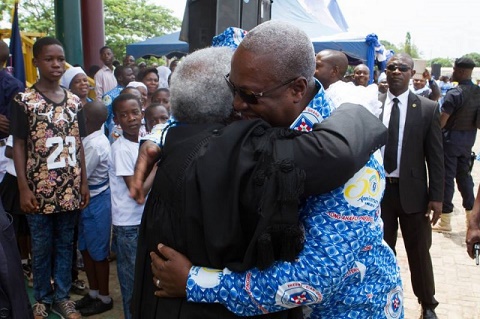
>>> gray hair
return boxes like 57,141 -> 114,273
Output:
239,20 -> 316,81
170,47 -> 234,124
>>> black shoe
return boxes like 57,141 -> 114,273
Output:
70,279 -> 88,296
70,286 -> 88,296
74,294 -> 97,310
22,263 -> 32,279
79,299 -> 113,316
421,307 -> 438,319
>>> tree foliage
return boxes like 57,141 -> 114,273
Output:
0,0 -> 15,19
380,40 -> 399,54
104,0 -> 181,60
1,0 -> 181,61
18,0 -> 55,36
398,42 -> 421,59
404,32 -> 412,56
396,32 -> 421,58
1,0 -> 54,35
381,34 -> 421,59
429,57 -> 453,67
463,52 -> 480,68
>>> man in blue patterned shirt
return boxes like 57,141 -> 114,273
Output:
151,21 -> 403,319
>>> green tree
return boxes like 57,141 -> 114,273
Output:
104,0 -> 181,60
404,32 -> 412,56
0,0 -> 15,20
380,40 -> 399,54
1,0 -> 181,61
463,52 -> 480,67
429,57 -> 453,67
397,32 -> 421,58
18,0 -> 55,36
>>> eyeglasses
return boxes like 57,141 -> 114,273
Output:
224,73 -> 297,104
386,64 -> 411,72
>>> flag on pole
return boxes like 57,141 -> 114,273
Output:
8,1 -> 26,85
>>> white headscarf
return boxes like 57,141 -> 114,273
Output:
157,66 -> 171,88
126,81 -> 148,91
60,67 -> 86,89
377,72 -> 387,83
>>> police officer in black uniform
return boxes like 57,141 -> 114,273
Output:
434,57 -> 480,232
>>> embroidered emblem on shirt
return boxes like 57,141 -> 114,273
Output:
291,107 -> 323,132
275,282 -> 322,308
384,286 -> 403,319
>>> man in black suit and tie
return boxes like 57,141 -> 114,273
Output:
379,53 -> 444,319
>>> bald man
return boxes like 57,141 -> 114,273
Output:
353,63 -> 370,87
314,49 -> 348,89
315,50 -> 382,116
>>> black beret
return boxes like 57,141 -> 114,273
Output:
455,57 -> 476,69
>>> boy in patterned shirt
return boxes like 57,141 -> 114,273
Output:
11,37 -> 89,319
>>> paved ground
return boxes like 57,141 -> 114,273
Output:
398,208 -> 480,319
30,142 -> 480,319
397,138 -> 480,319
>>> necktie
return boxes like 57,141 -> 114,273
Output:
384,98 -> 400,173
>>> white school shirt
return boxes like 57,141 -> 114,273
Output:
109,135 -> 145,226
381,89 -> 410,178
83,129 -> 110,197
5,136 -> 15,177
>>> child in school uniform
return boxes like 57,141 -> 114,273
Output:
144,102 -> 169,133
73,101 -> 113,316
108,93 -> 145,319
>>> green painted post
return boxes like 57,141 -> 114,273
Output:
54,0 -> 84,67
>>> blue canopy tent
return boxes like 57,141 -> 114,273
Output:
272,0 -> 384,83
312,34 -> 369,64
127,1 -> 385,83
311,34 -> 386,84
126,31 -> 188,59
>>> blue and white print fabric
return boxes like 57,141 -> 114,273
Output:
212,27 -> 248,50
186,82 -> 404,319
289,79 -> 333,131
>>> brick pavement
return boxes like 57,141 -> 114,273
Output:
397,139 -> 480,319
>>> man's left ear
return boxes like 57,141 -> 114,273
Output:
291,77 -> 308,102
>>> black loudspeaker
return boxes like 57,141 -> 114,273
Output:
241,0 -> 272,31
188,0 -> 217,53
431,63 -> 441,80
188,0 -> 272,53
216,0 -> 241,35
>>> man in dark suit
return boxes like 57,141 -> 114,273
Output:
379,53 -> 444,319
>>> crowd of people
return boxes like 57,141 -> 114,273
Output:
0,18 -> 479,319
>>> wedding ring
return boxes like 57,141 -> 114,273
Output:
156,278 -> 161,288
